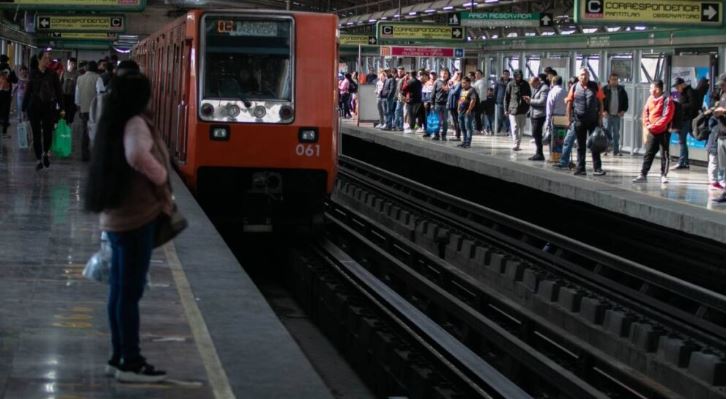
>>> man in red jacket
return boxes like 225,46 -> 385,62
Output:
633,79 -> 675,183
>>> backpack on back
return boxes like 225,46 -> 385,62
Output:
691,109 -> 713,141
34,74 -> 57,105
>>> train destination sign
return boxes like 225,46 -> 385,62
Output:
0,0 -> 145,11
36,15 -> 125,32
575,0 -> 723,26
340,34 -> 377,45
377,23 -> 465,42
380,46 -> 461,57
458,12 -> 553,28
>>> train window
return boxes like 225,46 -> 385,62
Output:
503,55 -> 519,74
525,55 -> 540,78
202,17 -> 292,101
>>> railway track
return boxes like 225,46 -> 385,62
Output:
310,156 -> 725,399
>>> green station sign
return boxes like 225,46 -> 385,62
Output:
376,22 -> 465,43
456,12 -> 553,28
574,0 -> 723,27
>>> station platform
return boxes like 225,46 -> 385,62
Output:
0,124 -> 333,398
342,122 -> 725,243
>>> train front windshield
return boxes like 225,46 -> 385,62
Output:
203,17 -> 292,101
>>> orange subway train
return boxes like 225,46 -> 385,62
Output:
133,10 -> 339,230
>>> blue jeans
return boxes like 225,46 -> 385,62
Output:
458,112 -> 474,145
484,112 -> 494,133
604,115 -> 621,153
386,98 -> 396,128
394,101 -> 404,129
377,98 -> 388,126
677,119 -> 691,166
495,103 -> 509,133
434,104 -> 449,136
107,221 -> 156,365
559,122 -> 577,166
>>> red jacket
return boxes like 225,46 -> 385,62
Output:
642,94 -> 675,134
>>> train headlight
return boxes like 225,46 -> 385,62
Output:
298,128 -> 318,143
210,125 -> 230,141
279,105 -> 293,121
201,103 -> 214,117
226,103 -> 241,118
253,105 -> 267,119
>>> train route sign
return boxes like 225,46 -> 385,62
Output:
41,32 -> 117,40
340,34 -> 377,45
377,22 -> 465,42
380,46 -> 458,57
0,0 -> 145,11
575,0 -> 723,26
459,12 -> 550,28
36,14 -> 125,32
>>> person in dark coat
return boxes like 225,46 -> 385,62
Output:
602,72 -> 629,156
22,50 -> 63,171
504,69 -> 531,151
0,54 -> 18,135
672,77 -> 701,169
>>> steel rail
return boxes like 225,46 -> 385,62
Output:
337,155 -> 725,351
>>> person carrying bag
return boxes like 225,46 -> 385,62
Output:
84,64 -> 185,383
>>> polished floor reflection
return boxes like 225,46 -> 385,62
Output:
354,121 -> 726,213
0,120 -> 215,399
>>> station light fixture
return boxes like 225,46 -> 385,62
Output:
484,0 -> 498,2
491,34 -> 498,38
634,26 -> 646,30
368,18 -> 377,22
462,2 -> 477,7
442,5 -> 454,10
393,14 -> 400,17
582,28 -> 598,33
425,9 -> 436,13
408,11 -> 417,15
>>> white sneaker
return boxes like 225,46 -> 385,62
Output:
415,128 -> 424,134
403,129 -> 413,134
632,175 -> 647,183
661,176 -> 669,184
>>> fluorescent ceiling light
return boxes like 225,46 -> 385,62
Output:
425,9 -> 436,13
481,35 -> 487,39
506,32 -> 517,37
393,14 -> 400,17
491,34 -> 498,38
541,31 -> 554,36
606,26 -> 620,32
560,29 -> 575,35
634,26 -> 646,30
485,0 -> 498,2
443,5 -> 454,10
408,11 -> 417,15
368,19 -> 377,22
381,16 -> 388,20
583,28 -> 598,33
462,2 -> 477,7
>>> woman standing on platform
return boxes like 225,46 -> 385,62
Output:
22,50 -> 63,171
84,66 -> 171,383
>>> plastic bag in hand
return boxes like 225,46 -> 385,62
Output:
83,232 -> 112,283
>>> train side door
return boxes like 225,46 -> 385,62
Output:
174,37 -> 191,164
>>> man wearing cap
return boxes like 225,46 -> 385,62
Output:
672,76 -> 700,170
504,69 -> 531,151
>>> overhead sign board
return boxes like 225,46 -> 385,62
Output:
574,0 -> 723,26
36,15 -> 125,32
42,32 -> 117,40
459,12 -> 548,27
340,34 -> 377,45
377,22 -> 465,42
380,46 -> 459,57
0,0 -> 145,11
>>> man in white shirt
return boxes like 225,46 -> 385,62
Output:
75,61 -> 102,161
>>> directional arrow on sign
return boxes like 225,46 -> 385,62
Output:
39,17 -> 50,29
51,32 -> 61,38
540,13 -> 553,27
368,36 -> 377,44
701,3 -> 718,22
452,27 -> 463,38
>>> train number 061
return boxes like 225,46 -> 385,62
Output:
295,144 -> 320,157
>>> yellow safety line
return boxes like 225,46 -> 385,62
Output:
164,242 -> 236,399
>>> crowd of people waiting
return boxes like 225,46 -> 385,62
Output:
340,64 -> 725,202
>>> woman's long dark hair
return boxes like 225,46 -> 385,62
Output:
84,70 -> 152,212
